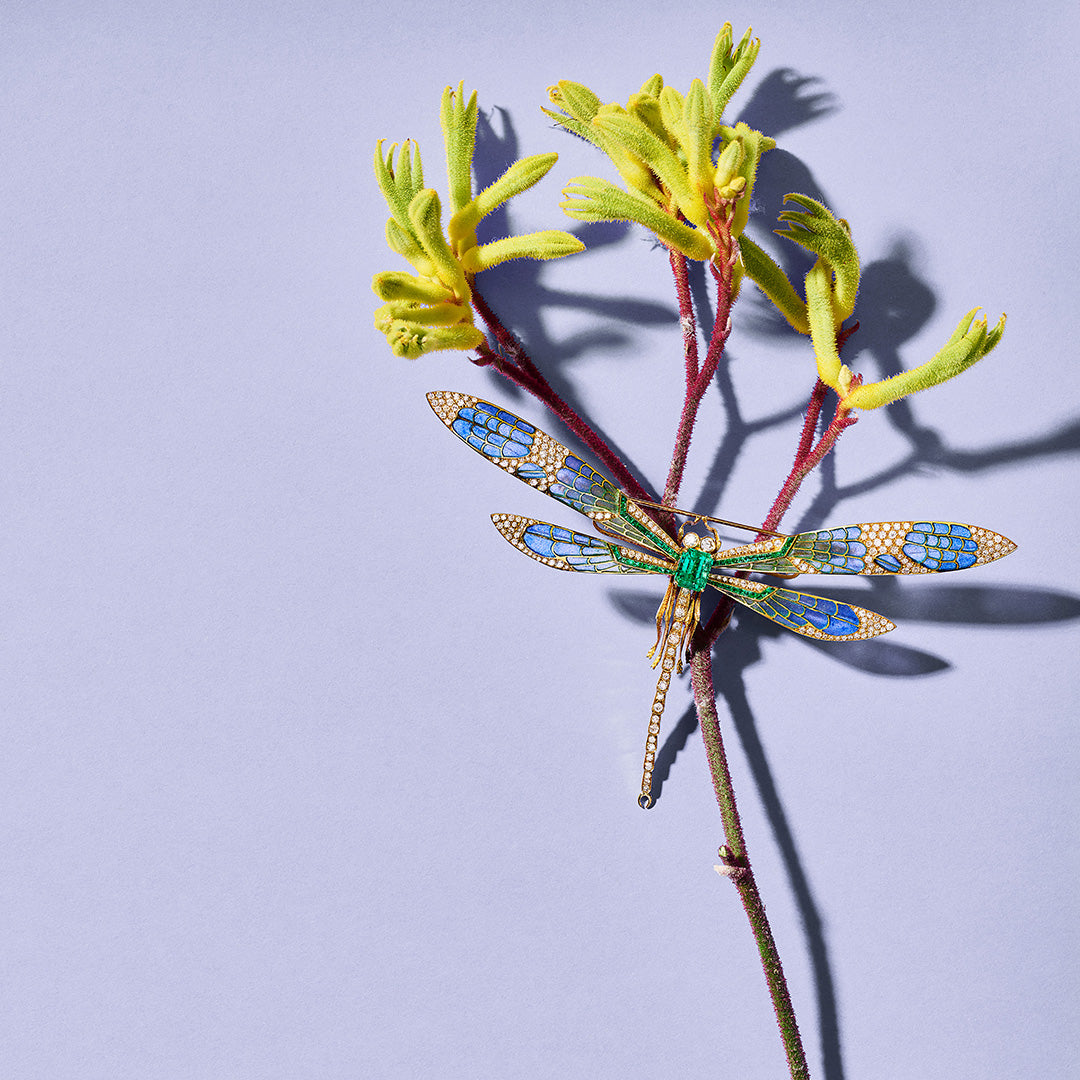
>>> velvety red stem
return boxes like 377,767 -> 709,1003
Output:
670,248 -> 700,384
688,297 -> 866,1080
760,339 -> 861,537
471,214 -> 845,1080
760,408 -> 858,535
662,202 -> 738,509
793,379 -> 828,467
691,651 -> 810,1080
470,291 -> 653,505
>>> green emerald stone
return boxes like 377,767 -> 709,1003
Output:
673,547 -> 712,591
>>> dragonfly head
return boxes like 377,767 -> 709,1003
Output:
676,521 -> 720,554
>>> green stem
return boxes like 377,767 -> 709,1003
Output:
690,651 -> 809,1080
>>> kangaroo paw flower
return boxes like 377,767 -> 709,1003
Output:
372,86 -> 580,358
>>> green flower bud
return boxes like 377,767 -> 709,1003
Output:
681,80 -> 715,196
843,309 -> 1006,409
460,230 -> 585,273
547,80 -> 602,123
776,195 -> 859,320
707,24 -> 761,120
378,317 -> 485,359
371,271 -> 455,305
440,82 -> 478,214
718,123 -> 775,238
561,176 -> 714,261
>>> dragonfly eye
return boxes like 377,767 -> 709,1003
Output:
680,531 -> 700,549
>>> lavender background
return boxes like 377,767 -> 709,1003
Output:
3,2 -> 1077,1078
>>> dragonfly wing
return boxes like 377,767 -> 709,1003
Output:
714,521 -> 1016,575
428,391 -> 678,558
492,514 -> 676,575
708,572 -> 895,641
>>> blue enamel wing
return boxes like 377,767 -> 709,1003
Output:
428,390 -> 1017,807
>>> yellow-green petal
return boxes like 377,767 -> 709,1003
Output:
371,271 -> 455,305
375,299 -> 469,327
453,153 -> 560,241
379,318 -> 485,359
682,80 -> 715,196
440,83 -> 479,215
738,236 -> 809,334
384,218 -> 433,276
406,188 -> 470,297
459,230 -> 585,273
720,123 -> 775,239
657,85 -> 684,140
707,24 -> 761,120
713,137 -> 744,191
775,194 -> 859,319
628,91 -> 667,142
561,176 -> 714,261
374,140 -> 426,232
805,260 -> 843,387
843,309 -> 1006,409
548,80 -> 602,124
639,73 -> 664,98
592,112 -> 706,225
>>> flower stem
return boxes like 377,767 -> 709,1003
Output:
683,221 -> 868,1080
470,289 -> 653,505
670,247 -> 700,385
793,379 -> 828,466
691,651 -> 809,1080
761,392 -> 857,535
473,222 -> 848,1080
662,202 -> 737,509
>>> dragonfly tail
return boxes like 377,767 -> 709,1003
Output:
639,586 -> 699,809
638,661 -> 674,809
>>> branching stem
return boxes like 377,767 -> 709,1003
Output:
470,287 -> 652,505
684,260 -> 858,1080
761,394 -> 857,535
469,221 -> 859,1080
662,200 -> 738,510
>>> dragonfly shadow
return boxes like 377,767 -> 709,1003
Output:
610,572 -> 1080,1080
696,573 -> 1077,1075
856,580 -> 1080,627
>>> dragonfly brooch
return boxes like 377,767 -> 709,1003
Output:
427,390 -> 1017,809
